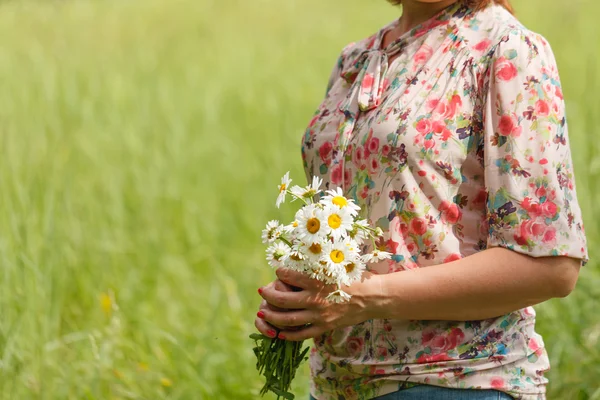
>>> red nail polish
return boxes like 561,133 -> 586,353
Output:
258,287 -> 263,295
278,333 -> 286,340
267,329 -> 276,337
257,311 -> 265,319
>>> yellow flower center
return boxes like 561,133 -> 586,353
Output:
279,183 -> 287,193
330,250 -> 345,264
328,214 -> 342,229
290,253 -> 302,261
309,243 -> 322,254
345,263 -> 355,273
306,218 -> 321,234
292,220 -> 299,228
332,196 -> 348,208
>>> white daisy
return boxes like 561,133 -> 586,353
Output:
348,220 -> 370,244
290,176 -> 323,203
266,242 -> 290,268
295,238 -> 328,266
373,250 -> 393,261
340,257 -> 366,286
326,289 -> 352,303
309,175 -> 323,193
284,250 -> 307,272
319,187 -> 361,216
307,263 -> 328,283
296,204 -> 327,243
361,250 -> 393,264
321,204 -> 354,241
276,172 -> 292,208
301,254 -> 340,284
343,237 -> 361,256
319,263 -> 339,285
320,239 -> 352,277
261,220 -> 284,244
283,219 -> 300,234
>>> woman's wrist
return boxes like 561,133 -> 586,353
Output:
349,271 -> 390,321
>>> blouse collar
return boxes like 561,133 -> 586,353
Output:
336,1 -> 474,151
374,1 -> 472,57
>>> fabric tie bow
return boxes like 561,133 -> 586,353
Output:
339,49 -> 390,117
335,49 -> 392,153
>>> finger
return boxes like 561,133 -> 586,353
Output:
275,268 -> 319,290
257,301 -> 305,330
260,281 -> 295,312
260,285 -> 312,309
254,317 -> 278,338
274,277 -> 304,293
277,324 -> 326,342
259,299 -> 286,312
273,279 -> 295,292
258,281 -> 286,309
261,309 -> 314,328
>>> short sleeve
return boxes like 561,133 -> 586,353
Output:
482,29 -> 589,264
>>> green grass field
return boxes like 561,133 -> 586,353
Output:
0,0 -> 598,398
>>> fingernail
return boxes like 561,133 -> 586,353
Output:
278,333 -> 286,340
257,311 -> 265,319
267,329 -> 276,338
258,287 -> 263,295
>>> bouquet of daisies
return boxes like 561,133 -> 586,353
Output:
250,172 -> 391,399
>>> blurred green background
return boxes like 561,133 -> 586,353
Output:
0,0 -> 598,398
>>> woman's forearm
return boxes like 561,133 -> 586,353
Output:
363,247 -> 581,321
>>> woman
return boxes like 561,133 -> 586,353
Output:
255,0 -> 589,399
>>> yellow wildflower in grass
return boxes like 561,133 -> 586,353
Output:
100,292 -> 112,316
137,362 -> 149,372
160,377 -> 173,387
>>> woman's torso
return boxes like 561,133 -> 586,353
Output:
301,3 -> 553,400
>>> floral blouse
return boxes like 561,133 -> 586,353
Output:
300,2 -> 588,400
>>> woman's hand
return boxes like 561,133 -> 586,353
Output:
256,267 -> 381,342
254,279 -> 300,339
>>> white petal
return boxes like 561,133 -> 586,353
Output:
276,192 -> 286,208
311,176 -> 323,192
325,290 -> 352,303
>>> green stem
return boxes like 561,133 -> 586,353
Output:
279,236 -> 293,248
355,224 -> 377,233
287,189 -> 309,206
251,334 -> 309,399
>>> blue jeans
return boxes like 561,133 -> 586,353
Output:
309,385 -> 514,399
